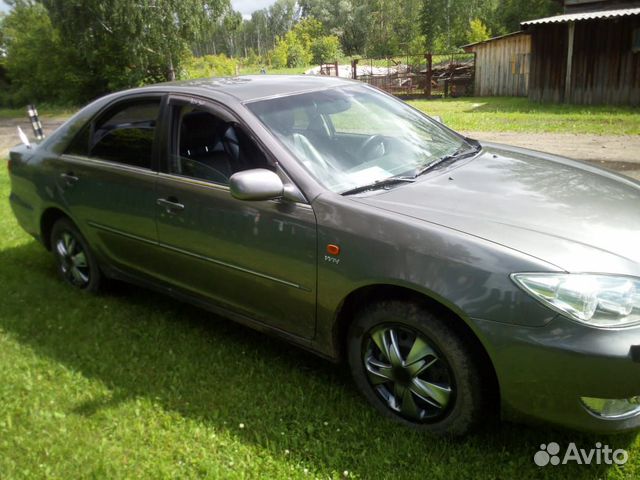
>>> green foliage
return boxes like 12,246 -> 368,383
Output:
294,16 -> 324,47
495,0 -> 562,34
1,0 -> 230,105
272,30 -> 312,68
270,17 -> 328,68
0,2 -> 82,107
419,0 -> 559,51
182,53 -> 237,79
286,39 -> 312,68
38,0 -> 230,95
245,48 -> 261,67
468,18 -> 491,45
311,35 -> 343,64
271,35 -> 290,68
421,0 -> 488,52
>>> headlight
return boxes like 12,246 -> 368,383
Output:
511,273 -> 640,328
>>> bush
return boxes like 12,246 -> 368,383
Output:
271,31 -> 312,69
286,41 -> 311,68
271,37 -> 289,68
245,48 -> 261,67
182,54 -> 237,79
0,3 -> 83,107
468,18 -> 491,45
311,35 -> 343,64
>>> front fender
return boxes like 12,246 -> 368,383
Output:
311,192 -> 560,358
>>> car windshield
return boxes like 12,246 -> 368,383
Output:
247,84 -> 469,194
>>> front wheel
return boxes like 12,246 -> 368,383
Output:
348,300 -> 488,436
51,218 -> 102,293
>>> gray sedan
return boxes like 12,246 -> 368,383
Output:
8,75 -> 640,435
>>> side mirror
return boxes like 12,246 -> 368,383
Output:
229,169 -> 284,201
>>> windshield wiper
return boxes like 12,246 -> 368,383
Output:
415,140 -> 481,177
341,176 -> 415,196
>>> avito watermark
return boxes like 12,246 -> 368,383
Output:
534,442 -> 629,467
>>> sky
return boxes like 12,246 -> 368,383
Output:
232,0 -> 276,19
0,1 -> 275,17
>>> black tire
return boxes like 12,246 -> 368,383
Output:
50,217 -> 102,293
347,300 -> 488,436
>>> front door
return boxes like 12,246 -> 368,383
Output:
154,98 -> 317,338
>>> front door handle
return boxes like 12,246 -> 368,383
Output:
60,172 -> 79,187
157,197 -> 185,213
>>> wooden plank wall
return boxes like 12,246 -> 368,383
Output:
529,16 -> 640,105
470,34 -> 531,97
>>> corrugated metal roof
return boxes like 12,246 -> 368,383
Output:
521,7 -> 640,26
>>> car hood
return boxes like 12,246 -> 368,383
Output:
355,143 -> 640,275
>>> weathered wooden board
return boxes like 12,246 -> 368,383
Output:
528,16 -> 640,105
466,33 -> 531,97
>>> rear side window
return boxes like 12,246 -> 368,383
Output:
89,100 -> 160,169
65,125 -> 90,156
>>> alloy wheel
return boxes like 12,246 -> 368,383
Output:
55,231 -> 90,288
363,324 -> 454,422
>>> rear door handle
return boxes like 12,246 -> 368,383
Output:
60,172 -> 79,186
157,197 -> 185,213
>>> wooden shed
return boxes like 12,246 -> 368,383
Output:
522,7 -> 640,105
463,32 -> 532,97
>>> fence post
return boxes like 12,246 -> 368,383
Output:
351,59 -> 358,80
334,60 -> 339,77
425,53 -> 432,97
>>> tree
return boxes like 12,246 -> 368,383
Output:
37,0 -> 230,95
495,0 -> 562,34
468,18 -> 490,44
311,35 -> 343,63
271,18 -> 324,68
420,0 -> 494,52
0,1 -> 81,105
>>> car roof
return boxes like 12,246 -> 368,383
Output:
150,75 -> 358,103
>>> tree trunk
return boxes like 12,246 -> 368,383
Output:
167,56 -> 176,81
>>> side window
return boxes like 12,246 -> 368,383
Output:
65,125 -> 91,156
89,100 -> 160,169
171,105 -> 272,185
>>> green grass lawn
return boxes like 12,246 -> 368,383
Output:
1,160 -> 640,476
408,97 -> 640,135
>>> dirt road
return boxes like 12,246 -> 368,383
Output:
0,117 -> 67,156
464,131 -> 640,181
2,117 -> 639,180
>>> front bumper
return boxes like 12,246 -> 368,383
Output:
473,315 -> 640,433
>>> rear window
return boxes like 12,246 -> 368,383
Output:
66,100 -> 161,169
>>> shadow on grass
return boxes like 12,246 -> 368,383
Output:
1,241 -> 636,479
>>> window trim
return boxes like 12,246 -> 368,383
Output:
161,94 -> 309,204
63,93 -> 166,173
164,96 -> 237,185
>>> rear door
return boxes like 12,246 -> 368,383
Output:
153,96 -> 318,338
56,95 -> 164,276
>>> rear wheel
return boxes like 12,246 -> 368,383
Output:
51,218 -> 101,292
348,300 -> 488,436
